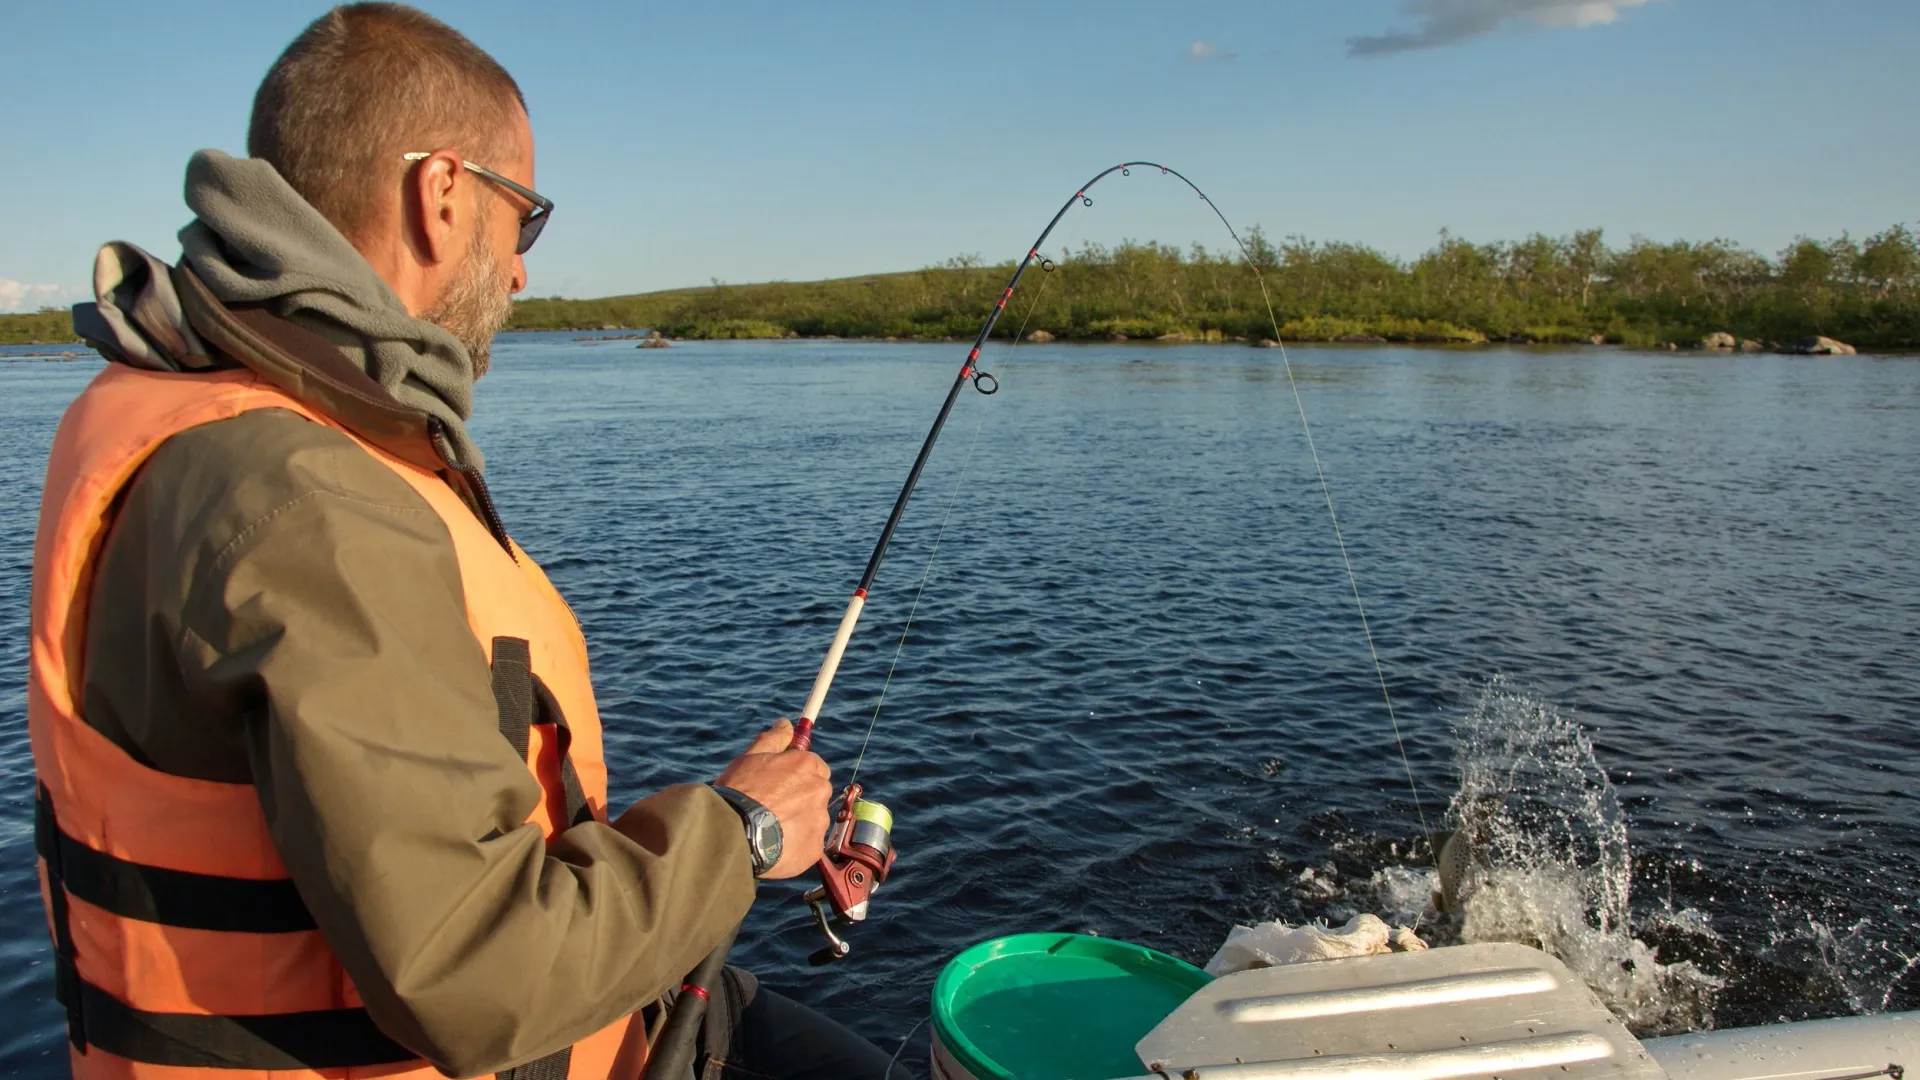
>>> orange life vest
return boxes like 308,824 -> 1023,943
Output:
29,363 -> 640,1078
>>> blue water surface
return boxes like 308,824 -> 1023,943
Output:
0,336 -> 1915,1072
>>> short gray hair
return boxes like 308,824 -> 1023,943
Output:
248,3 -> 526,242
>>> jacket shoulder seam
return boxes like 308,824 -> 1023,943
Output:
211,488 -> 439,574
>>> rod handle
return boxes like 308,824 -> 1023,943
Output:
793,590 -> 867,751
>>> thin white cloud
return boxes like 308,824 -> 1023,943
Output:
1349,0 -> 1657,57
0,279 -> 86,314
1188,40 -> 1236,62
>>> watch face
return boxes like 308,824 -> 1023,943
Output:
751,810 -> 783,872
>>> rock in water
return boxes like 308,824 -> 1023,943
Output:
1699,331 -> 1736,350
1740,338 -> 1765,352
1790,335 -> 1856,355
1025,329 -> 1054,343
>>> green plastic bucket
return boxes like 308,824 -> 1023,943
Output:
930,933 -> 1211,1080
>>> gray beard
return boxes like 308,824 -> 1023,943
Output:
424,227 -> 514,379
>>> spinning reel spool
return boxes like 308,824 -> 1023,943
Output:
801,783 -> 897,966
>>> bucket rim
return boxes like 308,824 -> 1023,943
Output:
929,932 -> 1210,1080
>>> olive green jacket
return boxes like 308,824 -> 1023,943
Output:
73,272 -> 755,1076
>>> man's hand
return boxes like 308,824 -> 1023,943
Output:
713,718 -> 831,880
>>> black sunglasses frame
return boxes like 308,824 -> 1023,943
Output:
402,152 -> 553,254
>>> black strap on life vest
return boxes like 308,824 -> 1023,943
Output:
489,636 -> 595,829
33,785 -> 417,1069
488,636 -> 594,1080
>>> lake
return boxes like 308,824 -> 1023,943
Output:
1,335 -> 1916,1073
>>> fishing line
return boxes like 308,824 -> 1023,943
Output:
1161,181 -> 1433,852
882,1016 -> 930,1079
1253,283 -> 1434,852
847,237 -> 1073,785
835,164 -> 1432,846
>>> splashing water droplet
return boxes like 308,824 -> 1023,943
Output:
1398,677 -> 1725,1035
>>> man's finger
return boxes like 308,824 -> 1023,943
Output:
744,717 -> 794,756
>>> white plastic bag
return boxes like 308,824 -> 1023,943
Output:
1203,913 -> 1427,976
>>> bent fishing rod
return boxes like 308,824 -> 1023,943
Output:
787,164 -> 1221,965
644,161 -> 1425,1077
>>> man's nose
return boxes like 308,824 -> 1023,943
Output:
510,252 -> 527,295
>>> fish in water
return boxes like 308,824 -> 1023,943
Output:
1431,796 -> 1498,914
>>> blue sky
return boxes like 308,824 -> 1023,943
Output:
3,0 -> 1916,310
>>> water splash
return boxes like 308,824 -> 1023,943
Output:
1377,677 -> 1723,1035
1769,914 -> 1920,1017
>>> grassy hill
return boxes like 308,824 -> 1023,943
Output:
0,309 -> 84,346
509,225 -> 1920,350
9,223 -> 1916,349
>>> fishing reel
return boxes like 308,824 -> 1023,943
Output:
801,782 -> 897,966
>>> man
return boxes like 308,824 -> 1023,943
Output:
30,5 -> 905,1078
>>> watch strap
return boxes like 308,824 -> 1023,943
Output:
709,784 -> 777,877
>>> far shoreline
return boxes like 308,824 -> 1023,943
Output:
521,329 -> 1906,357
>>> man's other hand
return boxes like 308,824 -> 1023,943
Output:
714,718 -> 831,880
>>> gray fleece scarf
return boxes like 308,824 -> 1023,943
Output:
177,149 -> 485,469
71,150 -> 485,469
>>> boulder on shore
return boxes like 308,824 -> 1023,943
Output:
1699,331 -> 1736,350
1156,331 -> 1190,343
1254,338 -> 1280,348
1587,334 -> 1608,346
1740,339 -> 1765,352
1336,333 -> 1387,344
1109,333 -> 1129,342
1026,329 -> 1055,344
1785,335 -> 1856,355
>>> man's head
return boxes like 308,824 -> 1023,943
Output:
249,3 -> 536,374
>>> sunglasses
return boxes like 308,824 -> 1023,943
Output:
402,151 -> 553,254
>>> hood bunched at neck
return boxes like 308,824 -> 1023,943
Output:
179,149 -> 486,471
73,149 -> 488,471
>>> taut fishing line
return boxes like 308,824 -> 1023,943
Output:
843,161 -> 1430,847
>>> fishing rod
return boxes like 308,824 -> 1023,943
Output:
645,161 -> 1426,1076
784,162 -> 1232,966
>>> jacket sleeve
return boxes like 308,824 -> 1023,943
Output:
158,413 -> 756,1075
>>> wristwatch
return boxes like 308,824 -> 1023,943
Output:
709,784 -> 783,878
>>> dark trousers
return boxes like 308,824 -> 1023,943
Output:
697,987 -> 912,1080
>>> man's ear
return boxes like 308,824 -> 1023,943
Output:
404,150 -> 466,266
